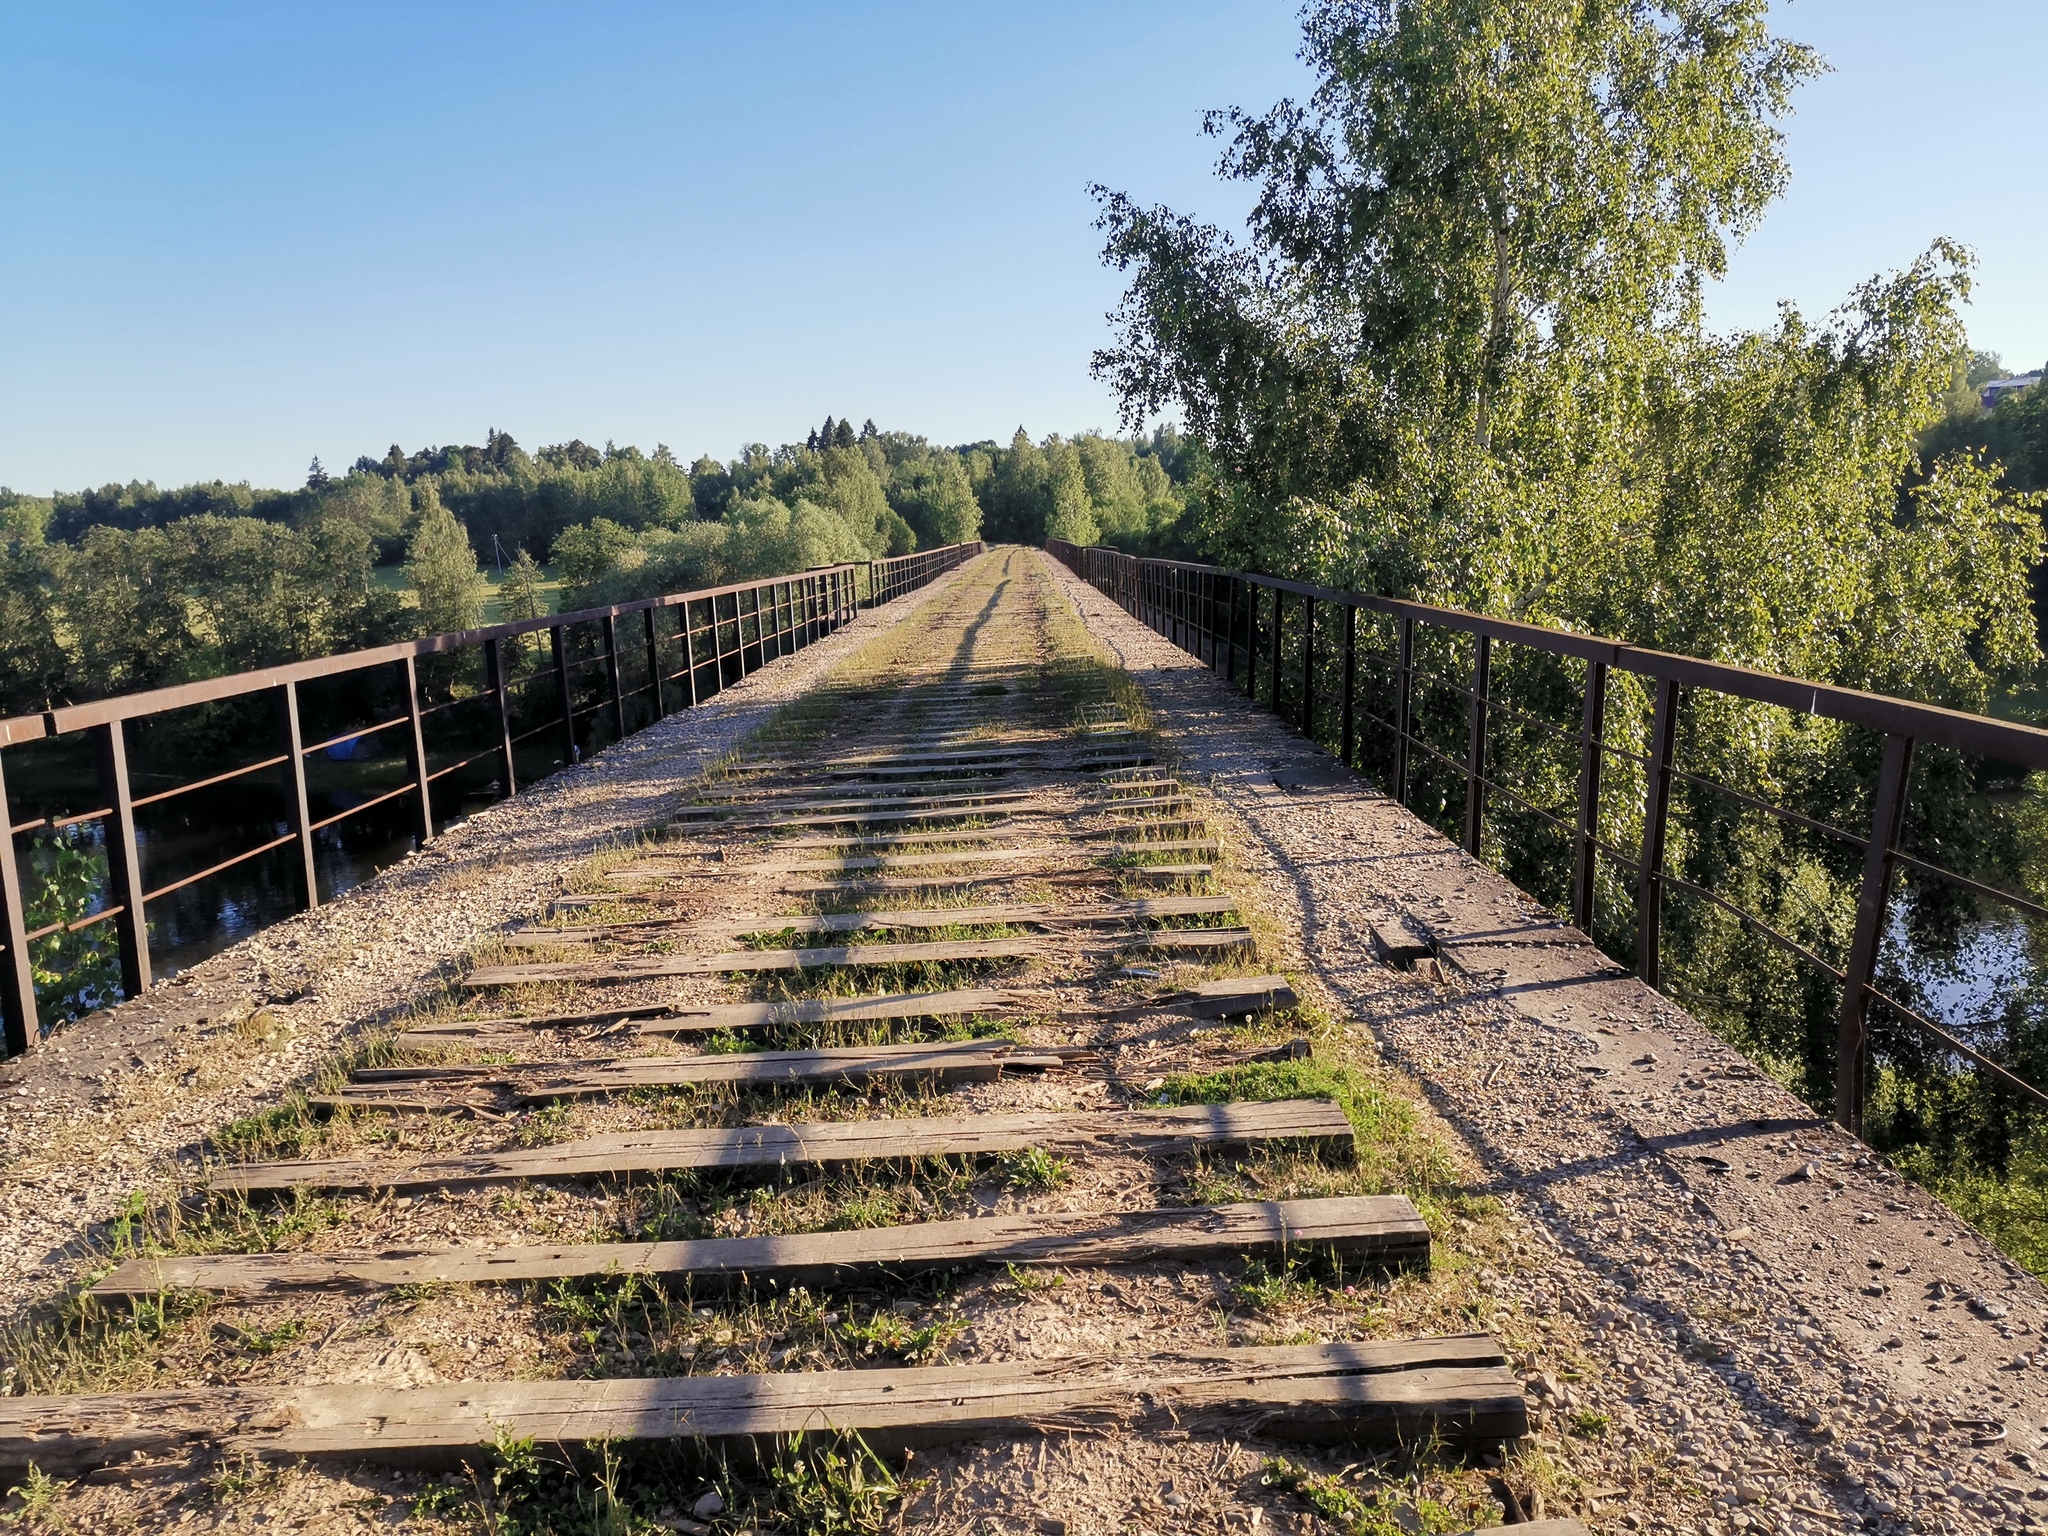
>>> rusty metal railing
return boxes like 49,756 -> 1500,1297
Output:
0,542 -> 984,1055
1048,538 -> 2048,1137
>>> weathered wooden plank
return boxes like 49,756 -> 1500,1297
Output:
1115,840 -> 1220,857
0,1338 -> 1522,1474
1124,928 -> 1254,952
721,804 -> 1041,834
512,896 -> 1240,945
211,1099 -> 1357,1195
1178,974 -> 1300,1018
465,937 -> 1046,987
678,789 -> 1043,823
634,989 -> 1020,1036
777,846 -> 1060,874
1367,907 -> 1436,969
1097,794 -> 1196,812
90,1195 -> 1428,1299
329,1040 -> 1093,1108
1468,1525 -> 1590,1536
396,1001 -> 686,1036
687,774 -> 1031,806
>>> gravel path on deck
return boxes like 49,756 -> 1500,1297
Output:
1044,552 -> 2048,1536
0,569 -> 973,1332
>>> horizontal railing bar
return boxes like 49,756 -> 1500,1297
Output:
0,554 -> 946,741
1887,849 -> 2048,925
1660,872 -> 1845,982
143,833 -> 298,903
424,745 -> 504,784
50,808 -> 112,831
300,715 -> 412,758
129,753 -> 290,809
307,781 -> 416,833
1665,766 -> 1867,849
23,905 -> 123,943
1865,986 -> 2048,1111
1095,552 -> 2048,766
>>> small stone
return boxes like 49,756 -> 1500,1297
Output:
691,1490 -> 725,1520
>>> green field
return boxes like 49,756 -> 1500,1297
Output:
369,562 -> 564,625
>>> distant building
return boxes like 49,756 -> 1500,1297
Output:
1982,373 -> 2041,409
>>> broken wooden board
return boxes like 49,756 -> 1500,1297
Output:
1366,907 -> 1436,969
211,1099 -> 1358,1195
91,1195 -> 1428,1299
464,936 -> 1046,987
1113,840 -> 1220,857
1123,928 -> 1254,952
1173,974 -> 1300,1018
633,989 -> 1019,1036
0,1337 -> 1523,1475
1469,1525 -> 1589,1536
395,1001 -> 688,1036
1096,794 -> 1196,812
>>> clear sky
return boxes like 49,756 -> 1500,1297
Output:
1,1 -> 2040,495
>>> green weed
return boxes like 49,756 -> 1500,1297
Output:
0,1465 -> 71,1531
1000,1147 -> 1072,1192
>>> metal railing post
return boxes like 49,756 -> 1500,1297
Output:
1635,677 -> 1679,987
0,752 -> 37,1053
1268,588 -> 1284,711
1463,636 -> 1491,857
1571,660 -> 1609,932
681,602 -> 700,706
401,656 -> 434,844
486,639 -> 517,798
1392,617 -> 1415,802
93,720 -> 151,997
1302,596 -> 1317,738
644,608 -> 665,719
1341,604 -> 1357,767
552,624 -> 576,761
1224,578 -> 1238,686
277,682 -> 319,909
1835,733 -> 1915,1136
601,614 -> 626,738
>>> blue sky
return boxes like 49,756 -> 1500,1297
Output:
1,1 -> 2040,494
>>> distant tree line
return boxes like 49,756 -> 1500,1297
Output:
0,420 -> 1197,716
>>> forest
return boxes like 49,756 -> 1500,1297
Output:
0,419 -> 1196,718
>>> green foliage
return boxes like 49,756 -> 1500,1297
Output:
1260,1457 -> 1469,1536
999,1146 -> 1072,1192
763,1434 -> 902,1536
1091,0 -> 2048,1197
406,487 -> 487,636
21,828 -> 122,1028
1,1465 -> 71,1531
0,511 -> 408,713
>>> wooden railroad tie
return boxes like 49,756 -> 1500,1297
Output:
0,1336 -> 1525,1477
465,937 -> 1049,986
506,895 -> 1240,945
323,1039 -> 1098,1112
210,1099 -> 1357,1196
92,1194 -> 1428,1299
